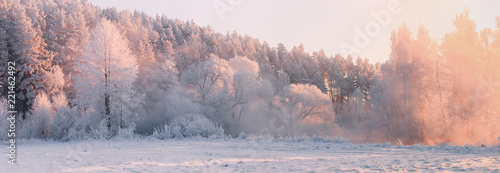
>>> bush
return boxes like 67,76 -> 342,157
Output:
29,92 -> 53,138
50,106 -> 77,140
90,119 -> 109,140
117,124 -> 136,139
169,114 -> 225,138
153,114 -> 224,139
152,124 -> 171,140
17,118 -> 38,139
136,88 -> 201,135
65,111 -> 101,140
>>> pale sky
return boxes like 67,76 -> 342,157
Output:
88,0 -> 500,63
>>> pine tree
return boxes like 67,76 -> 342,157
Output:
0,0 -> 53,115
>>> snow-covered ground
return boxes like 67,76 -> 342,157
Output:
3,137 -> 500,172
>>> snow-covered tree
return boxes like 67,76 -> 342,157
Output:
272,83 -> 333,132
73,18 -> 139,136
0,0 -> 53,114
43,65 -> 65,97
181,54 -> 233,124
27,92 -> 53,138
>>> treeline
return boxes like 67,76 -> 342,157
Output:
0,0 -> 499,145
0,0 -> 359,140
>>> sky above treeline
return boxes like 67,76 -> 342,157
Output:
88,0 -> 500,63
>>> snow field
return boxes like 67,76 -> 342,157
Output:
2,138 -> 500,172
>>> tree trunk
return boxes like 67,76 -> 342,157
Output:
104,51 -> 111,131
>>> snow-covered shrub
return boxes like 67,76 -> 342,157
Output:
65,110 -> 100,140
117,123 -> 136,139
137,88 -> 201,134
152,124 -> 171,140
49,94 -> 78,140
18,93 -> 54,139
17,118 -> 38,139
168,114 -> 224,138
16,93 -> 79,140
30,92 -> 53,138
65,109 -> 137,140
309,135 -> 348,144
237,132 -> 248,139
50,106 -> 78,140
90,119 -> 109,140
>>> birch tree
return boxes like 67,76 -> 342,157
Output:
73,18 -> 139,137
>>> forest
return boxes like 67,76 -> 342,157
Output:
0,0 -> 499,146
